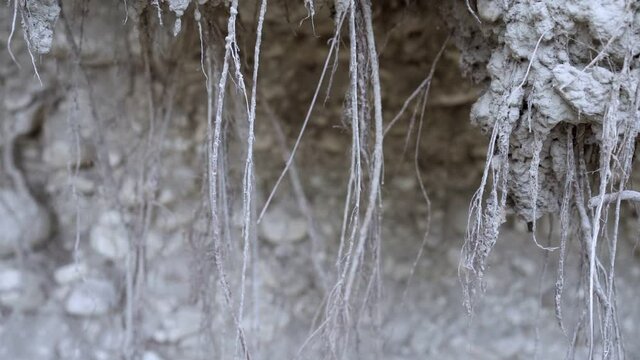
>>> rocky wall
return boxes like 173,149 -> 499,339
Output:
0,1 -> 639,359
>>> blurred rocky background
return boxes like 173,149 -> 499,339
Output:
0,1 -> 639,359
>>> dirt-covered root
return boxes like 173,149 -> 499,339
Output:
447,0 -> 640,357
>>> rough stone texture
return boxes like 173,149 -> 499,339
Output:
54,261 -> 89,285
259,207 -> 308,244
0,267 -> 46,311
0,189 -> 51,256
65,278 -> 118,316
89,211 -> 129,260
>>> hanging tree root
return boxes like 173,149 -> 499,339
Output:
588,191 -> 640,209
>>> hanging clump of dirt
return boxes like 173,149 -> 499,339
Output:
447,1 -> 640,358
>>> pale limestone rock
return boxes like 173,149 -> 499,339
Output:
43,140 -> 94,169
152,307 -> 201,343
0,268 -> 46,311
0,189 -> 51,256
65,278 -> 117,316
259,207 -> 307,244
54,262 -> 89,285
143,351 -> 165,360
90,211 -> 129,260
